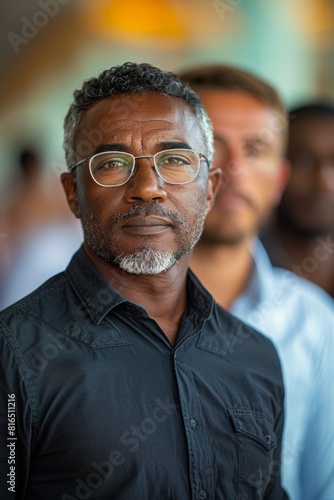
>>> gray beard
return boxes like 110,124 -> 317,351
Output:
114,248 -> 177,275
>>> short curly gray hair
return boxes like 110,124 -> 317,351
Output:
63,62 -> 213,169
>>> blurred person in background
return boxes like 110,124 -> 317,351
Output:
0,148 -> 69,240
180,64 -> 334,500
261,103 -> 334,298
0,147 -> 82,309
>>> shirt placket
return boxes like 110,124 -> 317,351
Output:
172,339 -> 215,500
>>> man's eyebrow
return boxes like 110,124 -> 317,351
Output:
93,144 -> 130,155
244,136 -> 272,147
92,142 -> 193,155
157,141 -> 193,151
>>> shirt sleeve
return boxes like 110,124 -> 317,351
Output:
299,317 -> 334,500
0,323 -> 33,499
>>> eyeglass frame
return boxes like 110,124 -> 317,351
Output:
69,148 -> 210,187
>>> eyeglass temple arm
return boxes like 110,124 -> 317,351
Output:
69,158 -> 87,172
201,154 -> 210,168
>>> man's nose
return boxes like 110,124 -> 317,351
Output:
314,161 -> 334,191
124,157 -> 168,203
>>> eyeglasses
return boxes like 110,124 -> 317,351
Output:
70,149 -> 209,187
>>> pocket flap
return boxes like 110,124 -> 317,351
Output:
228,408 -> 277,451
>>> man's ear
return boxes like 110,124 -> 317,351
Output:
272,159 -> 291,206
60,172 -> 80,218
205,167 -> 222,216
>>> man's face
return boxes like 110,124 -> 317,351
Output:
62,92 -> 218,274
195,89 -> 287,245
278,114 -> 334,236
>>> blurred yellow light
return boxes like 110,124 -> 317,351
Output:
288,0 -> 334,32
83,0 -> 184,41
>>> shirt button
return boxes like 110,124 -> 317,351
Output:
263,433 -> 272,445
189,418 -> 197,429
198,490 -> 207,499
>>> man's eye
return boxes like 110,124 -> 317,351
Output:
98,158 -> 131,169
245,146 -> 262,158
159,155 -> 189,166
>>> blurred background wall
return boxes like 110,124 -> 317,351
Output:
0,0 -> 334,188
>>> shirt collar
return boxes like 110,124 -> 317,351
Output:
231,239 -> 277,311
65,246 -> 127,324
66,245 -> 214,324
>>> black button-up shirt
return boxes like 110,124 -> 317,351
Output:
0,247 -> 287,499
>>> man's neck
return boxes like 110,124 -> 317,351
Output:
85,245 -> 190,345
190,239 -> 254,310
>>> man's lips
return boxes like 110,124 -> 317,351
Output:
215,193 -> 252,210
121,216 -> 173,235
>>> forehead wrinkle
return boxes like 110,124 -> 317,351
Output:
79,101 -> 205,154
101,127 -> 193,146
103,117 -> 180,125
102,123 -> 177,135
97,122 -> 181,144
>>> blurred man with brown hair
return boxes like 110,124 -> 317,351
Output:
180,64 -> 334,500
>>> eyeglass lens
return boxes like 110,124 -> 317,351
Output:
89,149 -> 200,186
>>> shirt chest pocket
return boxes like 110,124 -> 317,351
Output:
228,408 -> 277,497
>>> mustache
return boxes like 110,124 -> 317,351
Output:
110,202 -> 185,225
